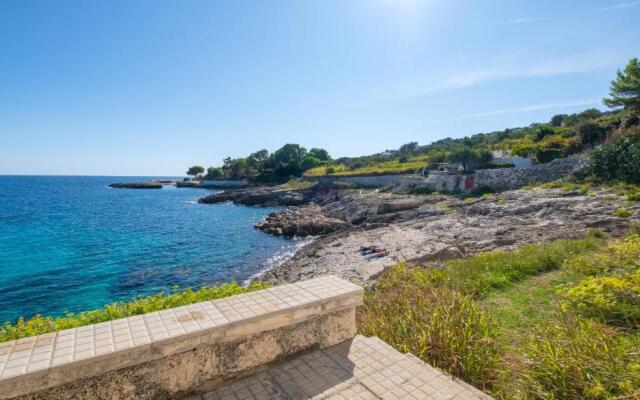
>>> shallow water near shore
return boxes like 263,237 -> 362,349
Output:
0,176 -> 296,324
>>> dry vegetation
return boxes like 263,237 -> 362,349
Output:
357,234 -> 640,399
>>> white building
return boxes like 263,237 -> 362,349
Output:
489,155 -> 533,168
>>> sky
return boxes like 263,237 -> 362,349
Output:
0,0 -> 638,176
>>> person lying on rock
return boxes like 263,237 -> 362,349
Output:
367,247 -> 389,259
359,244 -> 376,254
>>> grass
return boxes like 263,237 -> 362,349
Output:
276,179 -> 317,190
304,155 -> 427,177
0,281 -> 270,343
614,208 -> 632,218
441,238 -> 601,296
357,235 -> 640,399
534,178 -> 640,198
357,265 -> 500,389
484,271 -> 565,343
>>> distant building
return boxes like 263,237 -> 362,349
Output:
433,163 -> 464,174
489,155 -> 533,169
491,150 -> 512,158
378,150 -> 397,158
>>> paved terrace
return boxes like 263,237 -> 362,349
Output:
186,335 -> 490,400
0,276 -> 490,399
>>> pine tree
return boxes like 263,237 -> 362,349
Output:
603,58 -> 640,113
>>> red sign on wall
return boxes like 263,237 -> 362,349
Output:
465,177 -> 475,189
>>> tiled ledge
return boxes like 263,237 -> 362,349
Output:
0,276 -> 363,399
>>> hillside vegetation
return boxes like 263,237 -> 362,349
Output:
190,57 -> 640,182
304,154 -> 429,177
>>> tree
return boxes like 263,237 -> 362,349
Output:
578,108 -> 602,120
271,144 -> 307,178
186,166 -> 205,177
206,167 -> 224,179
449,147 -> 478,172
308,148 -> 331,162
247,149 -> 270,168
577,122 -> 608,146
300,155 -> 322,170
603,58 -> 640,113
534,126 -> 555,141
399,142 -> 419,155
427,150 -> 447,165
550,114 -> 568,127
477,148 -> 493,168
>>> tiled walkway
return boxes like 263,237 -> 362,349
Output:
185,335 -> 492,400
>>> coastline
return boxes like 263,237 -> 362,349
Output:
202,183 -> 639,287
243,235 -> 316,285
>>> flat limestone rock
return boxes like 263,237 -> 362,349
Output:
258,187 -> 638,286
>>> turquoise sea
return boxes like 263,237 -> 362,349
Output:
0,176 -> 297,324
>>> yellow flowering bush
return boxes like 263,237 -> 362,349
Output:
564,271 -> 640,328
563,234 -> 640,276
562,235 -> 640,328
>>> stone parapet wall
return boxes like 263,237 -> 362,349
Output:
393,157 -> 585,193
473,157 -> 585,191
0,276 -> 363,400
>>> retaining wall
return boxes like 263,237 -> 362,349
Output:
394,157 -> 585,193
307,174 -> 411,188
473,157 -> 584,191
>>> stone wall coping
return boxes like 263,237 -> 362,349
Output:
0,276 -> 363,393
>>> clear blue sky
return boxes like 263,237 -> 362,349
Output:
1,0 -> 638,176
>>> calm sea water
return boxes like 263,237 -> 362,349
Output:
0,176 -> 297,324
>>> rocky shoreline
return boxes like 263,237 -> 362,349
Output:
198,183 -> 639,286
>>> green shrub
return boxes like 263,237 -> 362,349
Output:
563,234 -> 640,277
586,133 -> 640,184
516,315 -> 639,399
577,121 -> 609,146
357,265 -> 500,389
559,182 -> 590,193
587,228 -> 608,239
534,126 -> 555,141
0,282 -> 270,342
562,235 -> 640,329
614,208 -> 632,217
563,272 -> 640,329
535,148 -> 565,163
628,192 -> 640,202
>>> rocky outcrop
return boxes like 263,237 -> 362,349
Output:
254,203 -> 349,237
109,182 -> 163,189
198,187 -> 310,207
257,187 -> 638,286
176,181 -> 199,188
198,179 -> 249,189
